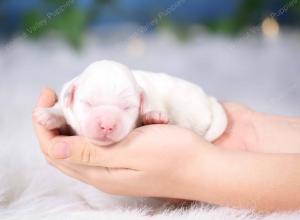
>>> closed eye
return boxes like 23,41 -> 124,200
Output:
123,105 -> 137,111
81,100 -> 93,107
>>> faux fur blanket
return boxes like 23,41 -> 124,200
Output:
0,30 -> 299,219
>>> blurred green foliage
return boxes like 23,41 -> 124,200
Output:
20,0 -> 300,47
205,0 -> 267,34
23,0 -> 113,48
206,0 -> 300,34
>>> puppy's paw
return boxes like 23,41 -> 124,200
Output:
33,107 -> 65,130
142,111 -> 169,125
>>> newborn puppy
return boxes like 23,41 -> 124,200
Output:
34,60 -> 227,145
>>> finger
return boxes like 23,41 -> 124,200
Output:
48,135 -> 133,168
36,87 -> 58,107
45,154 -> 104,180
32,88 -> 59,155
45,154 -> 136,192
45,155 -> 93,185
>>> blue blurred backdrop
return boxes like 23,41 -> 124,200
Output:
1,0 -> 299,47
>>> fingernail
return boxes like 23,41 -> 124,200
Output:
51,142 -> 71,159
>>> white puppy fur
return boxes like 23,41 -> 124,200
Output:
34,60 -> 227,145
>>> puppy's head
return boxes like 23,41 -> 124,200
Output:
62,60 -> 143,145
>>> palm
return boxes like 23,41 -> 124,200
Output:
213,103 -> 259,151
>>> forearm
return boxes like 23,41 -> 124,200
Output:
185,146 -> 300,212
252,112 -> 300,153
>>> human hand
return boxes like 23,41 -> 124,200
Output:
215,102 -> 300,153
213,102 -> 259,151
33,88 -> 300,208
33,88 -> 213,199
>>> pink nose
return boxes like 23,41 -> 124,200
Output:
98,121 -> 116,134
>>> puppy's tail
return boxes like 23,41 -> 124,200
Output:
204,97 -> 228,142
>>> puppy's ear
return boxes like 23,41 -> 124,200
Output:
61,79 -> 78,108
64,84 -> 76,108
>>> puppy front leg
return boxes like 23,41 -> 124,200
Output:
142,111 -> 169,125
33,103 -> 66,130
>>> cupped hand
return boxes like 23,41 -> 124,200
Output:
32,88 -> 261,198
33,88 -> 214,198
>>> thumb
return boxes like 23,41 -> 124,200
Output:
37,87 -> 57,107
49,136 -> 126,167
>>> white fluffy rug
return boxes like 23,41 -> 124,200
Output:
0,29 -> 299,219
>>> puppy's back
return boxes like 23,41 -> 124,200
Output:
132,70 -> 227,141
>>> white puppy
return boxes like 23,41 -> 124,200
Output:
34,60 -> 227,145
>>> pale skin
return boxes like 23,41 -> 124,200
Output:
33,88 -> 300,213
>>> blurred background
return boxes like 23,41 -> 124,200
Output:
0,0 -> 300,47
0,0 -> 300,142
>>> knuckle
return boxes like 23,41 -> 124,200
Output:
79,142 -> 96,164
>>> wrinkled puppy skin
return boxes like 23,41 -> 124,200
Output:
34,60 -> 227,146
